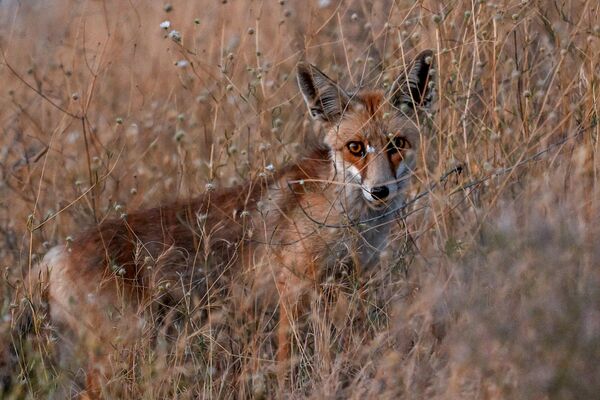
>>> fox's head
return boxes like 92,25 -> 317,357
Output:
297,51 -> 434,212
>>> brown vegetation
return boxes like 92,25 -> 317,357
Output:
0,0 -> 599,398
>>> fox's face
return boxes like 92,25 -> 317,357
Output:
297,51 -> 434,210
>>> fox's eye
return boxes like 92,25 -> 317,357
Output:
347,141 -> 365,157
388,137 -> 410,153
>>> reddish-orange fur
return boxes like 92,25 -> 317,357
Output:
28,52 -> 434,397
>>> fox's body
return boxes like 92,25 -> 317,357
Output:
22,50 -> 434,396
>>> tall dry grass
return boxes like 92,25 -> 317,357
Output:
0,0 -> 598,398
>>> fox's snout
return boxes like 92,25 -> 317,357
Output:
370,185 -> 389,200
358,152 -> 406,208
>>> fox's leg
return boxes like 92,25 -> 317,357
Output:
275,258 -> 318,389
276,272 -> 294,365
276,308 -> 289,364
81,355 -> 109,400
81,369 -> 101,400
275,269 -> 304,390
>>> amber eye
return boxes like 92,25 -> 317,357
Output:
347,141 -> 365,157
388,136 -> 410,153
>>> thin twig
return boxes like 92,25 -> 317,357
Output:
1,49 -> 79,119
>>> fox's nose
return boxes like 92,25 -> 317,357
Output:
371,185 -> 389,200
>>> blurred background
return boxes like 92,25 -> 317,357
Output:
0,0 -> 599,398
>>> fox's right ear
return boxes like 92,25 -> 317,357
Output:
297,63 -> 350,124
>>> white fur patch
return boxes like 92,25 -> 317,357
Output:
40,246 -> 80,328
42,246 -> 66,269
333,153 -> 362,185
366,145 -> 375,154
345,164 -> 362,183
362,187 -> 374,202
41,247 -> 71,303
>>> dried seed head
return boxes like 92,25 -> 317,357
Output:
168,30 -> 181,42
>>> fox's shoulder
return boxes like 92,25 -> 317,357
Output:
275,143 -> 332,187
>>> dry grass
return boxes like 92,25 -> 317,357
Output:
0,0 -> 599,398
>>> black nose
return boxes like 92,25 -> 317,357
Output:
371,185 -> 389,200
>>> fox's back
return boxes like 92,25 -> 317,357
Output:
44,145 -> 338,305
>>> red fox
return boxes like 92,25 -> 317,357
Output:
17,50 -> 434,396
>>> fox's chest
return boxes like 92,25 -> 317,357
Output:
264,214 -> 391,279
256,182 -> 395,276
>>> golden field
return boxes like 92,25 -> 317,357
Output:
0,0 -> 599,398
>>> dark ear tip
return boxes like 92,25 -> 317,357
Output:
417,49 -> 434,65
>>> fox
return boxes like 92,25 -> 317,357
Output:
12,50 -> 434,397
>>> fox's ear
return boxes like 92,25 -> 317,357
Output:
389,50 -> 435,113
297,63 -> 351,124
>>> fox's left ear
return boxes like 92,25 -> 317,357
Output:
389,50 -> 435,113
297,63 -> 351,124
